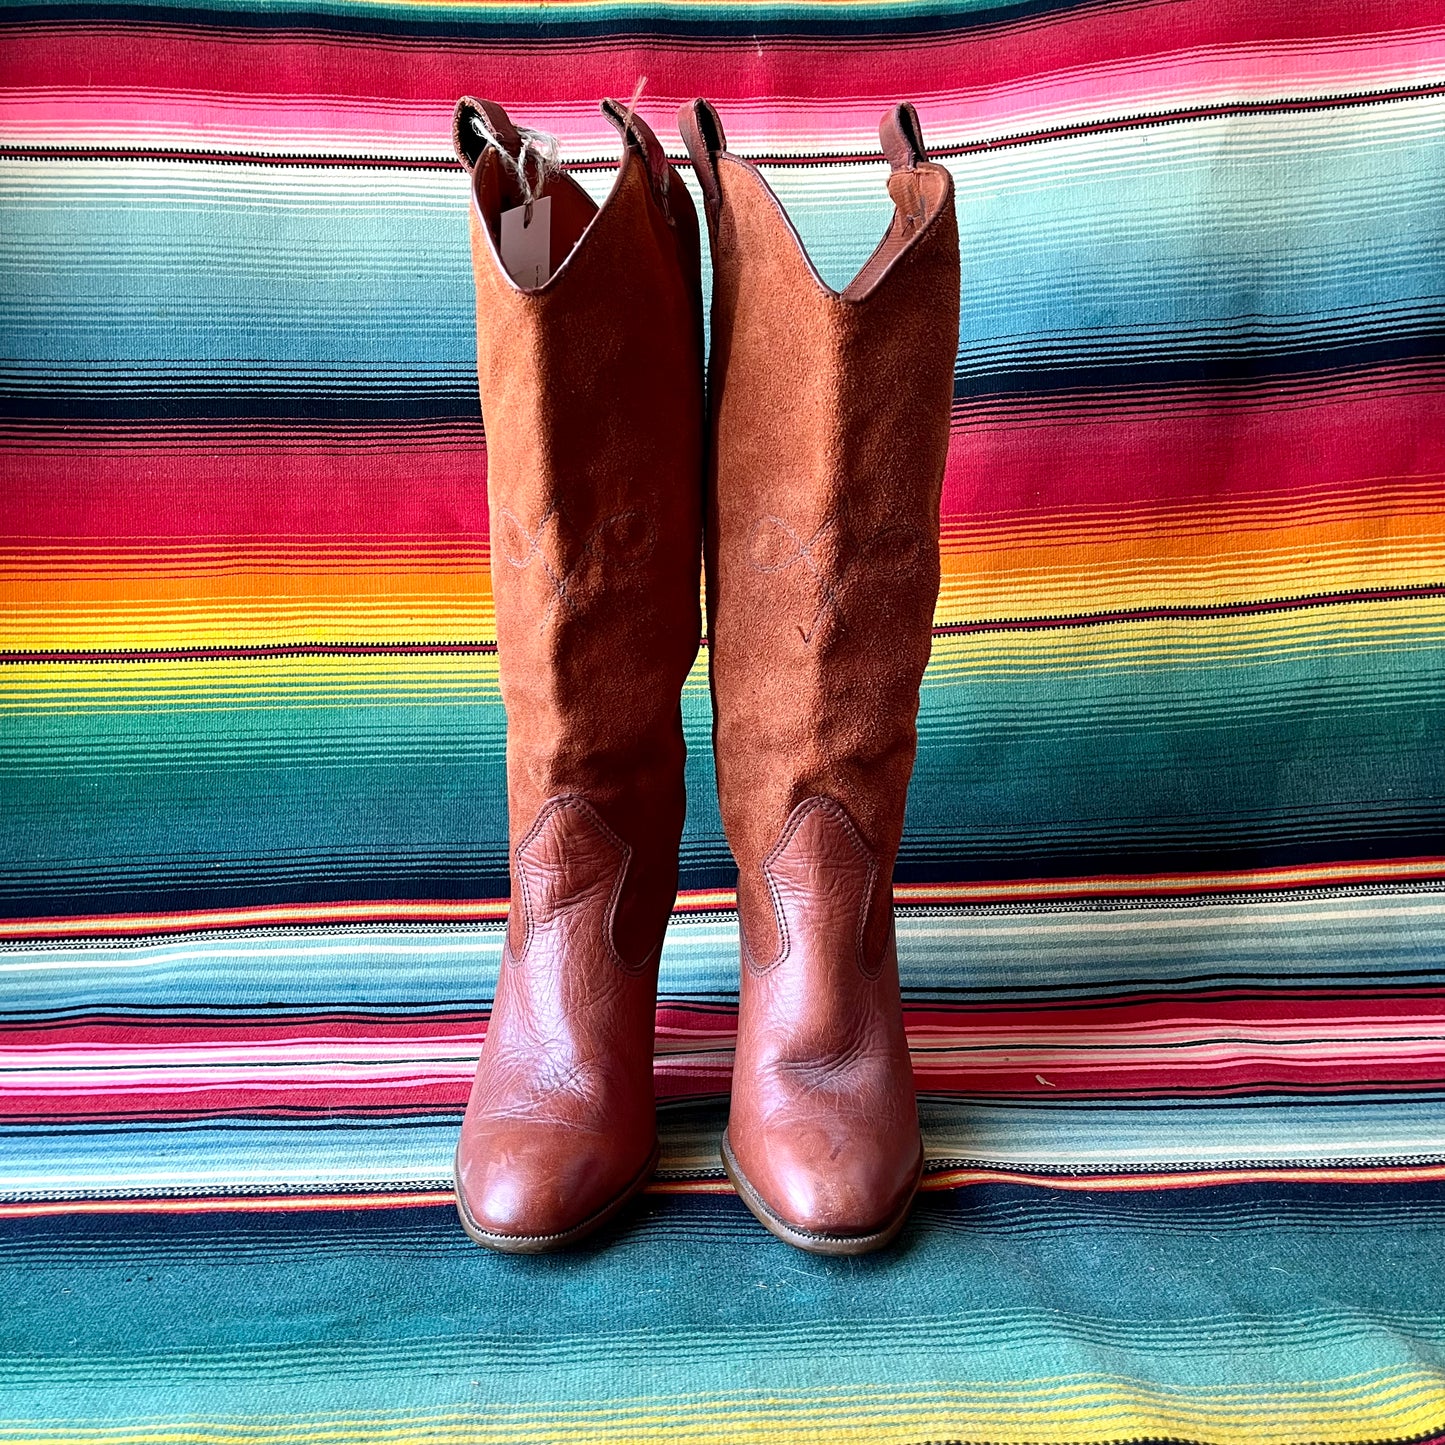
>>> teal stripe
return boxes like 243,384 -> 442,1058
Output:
3,100 -> 1442,377
1,1183 -> 1444,1426
4,1096 -> 1445,1201
4,609 -> 1441,896
3,892 -> 1444,1016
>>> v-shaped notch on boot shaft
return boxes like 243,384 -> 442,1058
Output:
454,96 -> 692,296
679,98 -> 957,305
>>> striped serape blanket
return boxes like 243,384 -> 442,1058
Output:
3,0 -> 1445,1439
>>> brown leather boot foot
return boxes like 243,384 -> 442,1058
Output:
718,796 -> 925,1256
451,795 -> 670,1254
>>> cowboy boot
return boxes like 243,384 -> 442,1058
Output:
450,96 -> 704,1251
680,100 -> 959,1254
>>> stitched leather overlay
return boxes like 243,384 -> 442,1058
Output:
746,499 -> 927,647
497,501 -> 658,632
747,796 -> 880,977
728,792 -> 919,1239
510,796 -> 639,972
462,792 -> 659,1242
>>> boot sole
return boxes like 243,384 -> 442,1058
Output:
453,1138 -> 660,1254
720,1129 -> 922,1256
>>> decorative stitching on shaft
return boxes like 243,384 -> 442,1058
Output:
745,794 -> 881,979
511,794 -> 649,974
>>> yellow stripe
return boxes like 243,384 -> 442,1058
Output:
0,1372 -> 1439,1445
0,652 -> 723,711
926,596 -> 1445,680
0,603 -> 1438,716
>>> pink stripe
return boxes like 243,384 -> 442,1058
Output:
4,1000 -> 1442,1116
4,0 -> 1433,101
2,2 -> 1439,156
3,993 -> 1438,1049
7,1024 -> 1438,1076
3,32 -> 1440,157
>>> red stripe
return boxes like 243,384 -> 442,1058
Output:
6,995 -> 1441,1047
1,0 -> 1429,110
0,425 -> 489,541
941,377 -> 1445,518
4,380 -> 1442,544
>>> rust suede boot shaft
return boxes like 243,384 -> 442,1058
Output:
451,97 -> 704,1251
682,99 -> 960,1253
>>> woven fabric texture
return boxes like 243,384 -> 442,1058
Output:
2,0 -> 1445,1439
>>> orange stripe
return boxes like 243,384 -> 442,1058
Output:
935,508 -> 1445,621
9,1160 -> 1445,1218
893,856 -> 1445,905
0,567 -> 493,602
918,1162 -> 1445,1192
937,476 -> 1445,546
2,861 -> 1441,940
0,1191 -> 459,1218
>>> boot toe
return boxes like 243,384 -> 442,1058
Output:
457,1122 -> 653,1245
731,1123 -> 922,1240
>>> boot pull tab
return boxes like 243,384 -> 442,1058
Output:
453,96 -> 523,173
678,98 -> 727,217
601,97 -> 673,222
880,102 -> 928,172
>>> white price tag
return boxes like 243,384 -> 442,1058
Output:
499,196 -> 552,289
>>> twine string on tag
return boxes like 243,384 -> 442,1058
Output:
470,111 -> 560,222
619,75 -> 647,137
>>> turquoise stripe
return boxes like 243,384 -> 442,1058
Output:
907,612 -> 1445,866
3,892 -> 1444,1016
3,101 -> 1442,377
4,1095 -> 1445,1201
4,610 -> 1441,897
1,1183 -> 1444,1426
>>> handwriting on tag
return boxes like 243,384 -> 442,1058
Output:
499,196 -> 552,289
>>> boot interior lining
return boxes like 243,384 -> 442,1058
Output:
474,150 -> 600,285
841,165 -> 954,302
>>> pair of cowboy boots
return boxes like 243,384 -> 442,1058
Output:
451,95 -> 960,1255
